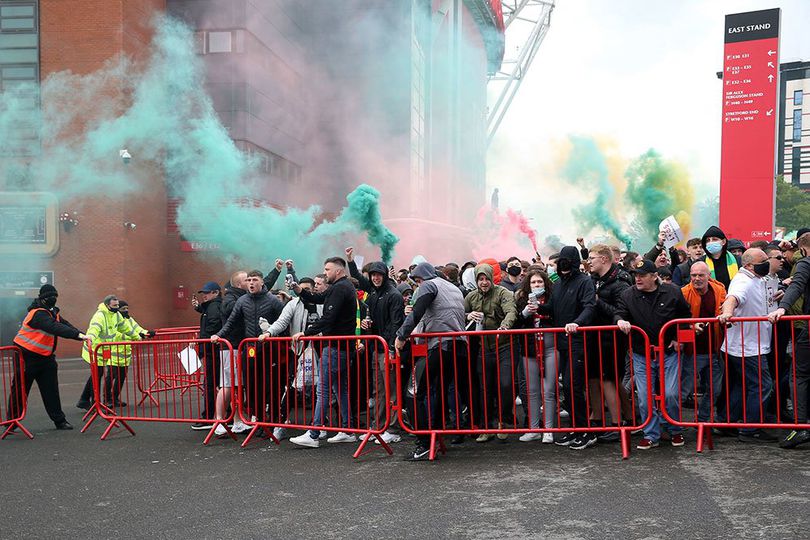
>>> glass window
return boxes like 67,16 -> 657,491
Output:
794,109 -> 803,142
1,17 -> 34,30
796,90 -> 804,106
1,6 -> 34,17
0,33 -> 36,47
208,31 -> 232,53
2,65 -> 34,78
0,48 -> 36,63
792,147 -> 801,184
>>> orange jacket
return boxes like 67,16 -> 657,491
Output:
681,279 -> 726,349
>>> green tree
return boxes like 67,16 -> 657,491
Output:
775,176 -> 810,231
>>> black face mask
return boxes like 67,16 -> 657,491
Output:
120,311 -> 130,319
752,261 -> 770,277
556,258 -> 573,273
109,306 -> 119,313
41,296 -> 57,308
507,266 -> 521,277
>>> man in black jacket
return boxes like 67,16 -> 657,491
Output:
615,259 -> 691,450
289,257 -> 359,448
9,285 -> 88,430
346,248 -> 404,443
770,230 -> 810,448
212,270 -> 283,426
542,245 -> 597,450
587,244 -> 631,441
193,281 -> 223,428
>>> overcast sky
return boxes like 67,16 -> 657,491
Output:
488,1 -> 810,235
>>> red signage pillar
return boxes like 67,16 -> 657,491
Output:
719,8 -> 780,244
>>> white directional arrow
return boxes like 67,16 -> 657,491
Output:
725,117 -> 729,123
768,62 -> 775,68
768,74 -> 774,82
767,109 -> 774,116
768,50 -> 776,56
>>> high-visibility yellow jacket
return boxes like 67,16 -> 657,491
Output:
108,315 -> 146,367
82,303 -> 142,366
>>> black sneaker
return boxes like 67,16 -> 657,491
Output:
597,429 -> 620,443
190,422 -> 212,431
409,445 -> 430,461
738,429 -> 778,443
76,400 -> 91,411
780,429 -> 810,449
712,427 -> 738,437
555,432 -> 577,446
450,434 -> 465,445
55,421 -> 73,430
570,433 -> 597,450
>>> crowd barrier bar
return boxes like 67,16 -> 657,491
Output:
0,345 -> 33,440
81,338 -> 236,444
236,334 -> 394,459
395,326 -> 653,460
659,315 -> 810,452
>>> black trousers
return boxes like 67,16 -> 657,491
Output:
79,364 -> 103,404
7,350 -> 66,425
103,366 -> 128,404
560,340 -> 588,429
414,344 -> 468,446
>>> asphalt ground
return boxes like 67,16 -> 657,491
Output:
2,358 -> 809,540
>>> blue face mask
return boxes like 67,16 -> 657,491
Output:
531,287 -> 545,297
706,241 -> 724,255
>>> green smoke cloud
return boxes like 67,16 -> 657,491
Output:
0,16 -> 397,272
560,135 -> 633,248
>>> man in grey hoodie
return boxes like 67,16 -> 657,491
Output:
395,262 -> 466,460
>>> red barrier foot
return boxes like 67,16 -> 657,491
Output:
696,424 -> 705,453
353,433 -> 393,458
1,420 -> 33,440
620,429 -> 630,460
203,421 -> 238,445
429,432 -> 438,461
240,425 -> 275,448
100,418 -> 135,440
81,411 -> 99,433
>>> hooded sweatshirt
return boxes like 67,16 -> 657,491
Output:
701,225 -> 740,290
397,262 -> 465,349
541,246 -> 596,338
464,263 -> 517,350
354,261 -> 404,348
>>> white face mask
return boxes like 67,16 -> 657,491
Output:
531,287 -> 545,297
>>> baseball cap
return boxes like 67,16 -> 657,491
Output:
198,281 -> 221,293
631,259 -> 657,274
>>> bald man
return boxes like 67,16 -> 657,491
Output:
681,261 -> 727,422
717,249 -> 777,443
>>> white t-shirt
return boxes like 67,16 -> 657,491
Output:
721,268 -> 772,357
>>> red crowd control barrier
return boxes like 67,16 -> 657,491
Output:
235,335 -> 394,458
659,315 -> 810,452
143,327 -> 203,400
81,338 -> 235,444
395,326 -> 653,460
0,346 -> 33,440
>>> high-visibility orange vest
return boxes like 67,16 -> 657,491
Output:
14,308 -> 60,356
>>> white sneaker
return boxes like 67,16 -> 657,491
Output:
373,430 -> 402,444
290,433 -> 320,448
519,432 -> 544,442
319,431 -> 328,439
273,427 -> 288,441
231,419 -> 249,434
214,424 -> 227,437
542,432 -> 554,444
327,432 -> 357,444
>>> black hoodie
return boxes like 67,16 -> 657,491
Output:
541,246 -> 596,336
700,225 -> 741,290
350,261 -> 404,348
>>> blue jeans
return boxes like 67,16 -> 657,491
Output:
727,353 -> 773,434
632,351 -> 682,442
310,346 -> 351,438
693,353 -> 724,422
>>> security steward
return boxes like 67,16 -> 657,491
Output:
8,284 -> 89,430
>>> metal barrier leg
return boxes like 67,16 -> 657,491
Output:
697,424 -> 705,453
202,421 -> 237,445
81,410 -> 99,433
241,425 -> 277,448
1,420 -> 33,440
100,418 -> 135,440
620,428 -> 630,460
353,432 -> 393,458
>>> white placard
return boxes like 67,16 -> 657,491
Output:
353,255 -> 365,269
178,346 -> 201,374
658,215 -> 683,249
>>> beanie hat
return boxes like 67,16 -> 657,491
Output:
38,284 -> 58,298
